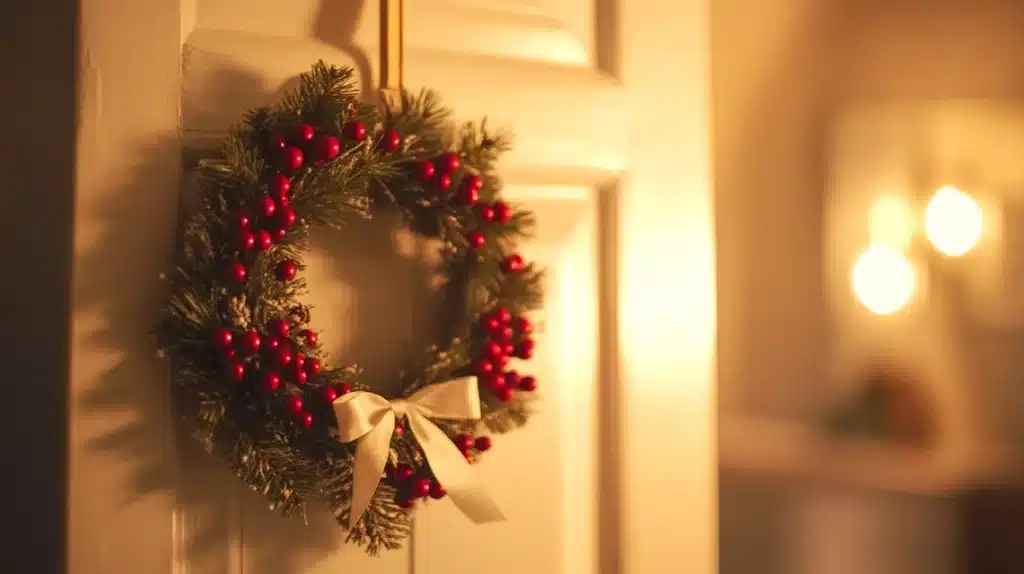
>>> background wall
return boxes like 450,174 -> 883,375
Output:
713,0 -> 1024,572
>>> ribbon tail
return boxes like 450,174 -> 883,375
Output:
348,410 -> 396,528
407,411 -> 505,523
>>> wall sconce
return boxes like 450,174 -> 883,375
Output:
851,244 -> 916,316
851,184 -> 984,316
923,185 -> 983,257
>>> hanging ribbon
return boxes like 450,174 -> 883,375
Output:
332,376 -> 505,526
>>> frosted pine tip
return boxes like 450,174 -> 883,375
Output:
156,350 -> 166,359
158,273 -> 168,281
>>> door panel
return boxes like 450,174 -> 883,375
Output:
413,186 -> 599,574
181,1 -> 618,573
146,0 -> 716,572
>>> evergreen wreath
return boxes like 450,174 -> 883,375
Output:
156,62 -> 544,554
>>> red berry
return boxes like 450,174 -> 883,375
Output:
266,319 -> 290,339
259,196 -> 276,218
280,146 -> 304,172
268,133 -> 287,150
437,152 -> 461,174
335,383 -> 352,396
519,375 -> 537,391
394,425 -> 405,437
212,328 -> 234,348
503,343 -> 515,355
493,308 -> 512,324
232,210 -> 251,230
516,338 -> 535,359
321,385 -> 338,403
240,330 -> 262,355
300,330 -> 318,346
343,121 -> 367,142
291,366 -> 308,385
381,129 -> 402,152
429,481 -> 446,499
493,201 -> 511,223
503,370 -> 521,387
316,134 -> 341,161
294,123 -> 315,144
274,346 -> 293,367
412,477 -> 431,498
485,374 -> 507,393
480,314 -> 500,332
459,185 -> 479,205
222,347 -> 236,360
416,160 -> 436,181
454,434 -> 474,452
293,353 -> 306,370
265,336 -> 282,351
395,464 -> 415,481
276,206 -> 297,229
297,411 -> 313,429
513,316 -> 532,334
496,386 -> 514,402
237,230 -> 255,251
473,436 -> 492,452
396,496 -> 416,509
272,174 -> 291,198
467,231 -> 485,248
305,358 -> 321,376
263,371 -> 281,392
275,260 -> 298,281
229,361 -> 246,382
485,341 -> 504,360
285,395 -> 304,414
272,227 -> 288,240
435,173 -> 452,192
501,254 -> 524,273
255,229 -> 273,251
494,326 -> 514,342
476,204 -> 495,222
227,262 -> 247,283
475,359 -> 495,376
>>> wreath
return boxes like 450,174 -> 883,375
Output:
157,62 -> 544,554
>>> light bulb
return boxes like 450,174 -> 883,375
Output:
924,185 -> 983,257
868,195 -> 914,251
851,245 -> 915,316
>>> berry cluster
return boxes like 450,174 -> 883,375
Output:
214,120 -> 372,426
212,318 -> 344,429
454,432 -> 493,461
388,462 -> 447,509
475,308 -> 537,403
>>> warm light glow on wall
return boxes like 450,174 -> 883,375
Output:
851,244 -> 916,315
924,185 -> 983,257
868,195 -> 914,251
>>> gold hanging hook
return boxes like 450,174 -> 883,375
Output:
380,0 -> 404,105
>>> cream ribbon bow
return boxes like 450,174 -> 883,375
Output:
332,376 -> 505,526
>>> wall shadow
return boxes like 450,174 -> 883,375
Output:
313,0 -> 373,101
77,66 -> 334,573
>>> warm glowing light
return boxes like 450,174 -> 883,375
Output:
924,185 -> 983,257
851,245 -> 915,315
868,195 -> 914,250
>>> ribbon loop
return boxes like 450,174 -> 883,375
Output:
331,376 -> 504,527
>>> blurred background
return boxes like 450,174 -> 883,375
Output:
713,0 -> 1024,572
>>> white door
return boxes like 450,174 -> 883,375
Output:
71,1 -> 717,573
